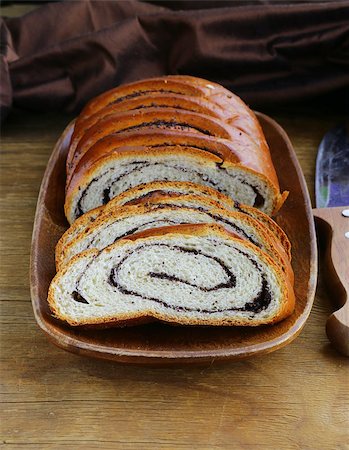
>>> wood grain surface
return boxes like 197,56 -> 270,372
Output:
1,106 -> 348,450
1,6 -> 348,448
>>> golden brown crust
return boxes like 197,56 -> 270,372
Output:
166,75 -> 268,146
117,222 -> 244,243
75,75 -> 267,150
273,190 -> 290,215
77,76 -> 256,131
69,76 -> 270,179
77,77 -> 214,121
68,107 -> 267,182
48,224 -> 295,327
68,92 -> 228,166
55,205 -> 103,269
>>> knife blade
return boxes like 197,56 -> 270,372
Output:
313,123 -> 349,356
315,124 -> 349,208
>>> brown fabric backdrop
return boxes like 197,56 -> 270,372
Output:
1,0 -> 349,119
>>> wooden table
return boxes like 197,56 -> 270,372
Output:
1,104 -> 348,449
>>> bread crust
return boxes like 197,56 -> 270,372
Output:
69,76 -> 269,181
55,205 -> 103,266
68,93 -> 231,168
48,224 -> 295,327
67,107 -> 271,183
76,76 -> 266,144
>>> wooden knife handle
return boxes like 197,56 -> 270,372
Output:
313,206 -> 349,356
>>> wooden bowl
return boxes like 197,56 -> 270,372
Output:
30,113 -> 317,365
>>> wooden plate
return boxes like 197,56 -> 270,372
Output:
30,113 -> 317,365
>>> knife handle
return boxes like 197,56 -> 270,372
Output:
313,206 -> 349,356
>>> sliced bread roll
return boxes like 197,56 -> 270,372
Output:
65,146 -> 287,224
48,224 -> 295,327
56,203 -> 292,283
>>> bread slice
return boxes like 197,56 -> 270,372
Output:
57,186 -> 291,264
56,203 -> 292,284
66,130 -> 270,191
65,146 -> 287,224
104,181 -> 291,258
66,128 -> 278,194
107,180 -> 247,210
48,224 -> 295,327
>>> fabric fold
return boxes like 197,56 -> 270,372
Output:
1,0 -> 348,120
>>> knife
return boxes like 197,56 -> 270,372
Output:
313,123 -> 349,356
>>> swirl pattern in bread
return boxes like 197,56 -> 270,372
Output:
58,184 -> 291,266
48,224 -> 295,327
57,203 -> 292,279
65,146 -> 287,224
104,181 -> 291,257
